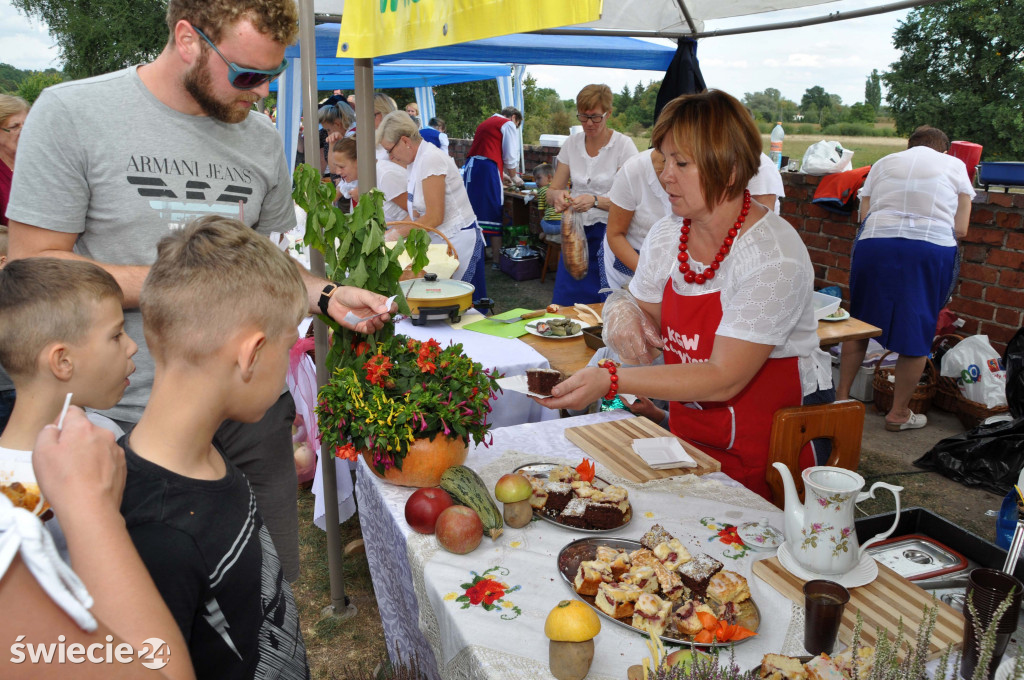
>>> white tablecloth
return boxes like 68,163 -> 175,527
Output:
357,410 -> 806,679
395,311 -> 560,429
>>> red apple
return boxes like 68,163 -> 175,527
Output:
404,487 -> 454,534
435,506 -> 483,554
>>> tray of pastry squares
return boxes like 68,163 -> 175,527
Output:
556,524 -> 759,648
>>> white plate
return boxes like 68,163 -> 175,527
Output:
525,318 -> 583,340
821,308 -> 851,323
776,541 -> 878,588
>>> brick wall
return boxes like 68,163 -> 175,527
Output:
781,173 -> 1024,353
450,139 -> 561,175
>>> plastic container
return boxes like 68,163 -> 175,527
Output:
498,251 -> 542,281
812,290 -> 841,320
538,134 -> 569,148
770,122 -> 785,169
829,339 -> 897,402
949,141 -> 983,182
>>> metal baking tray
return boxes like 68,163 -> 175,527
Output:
866,534 -> 968,581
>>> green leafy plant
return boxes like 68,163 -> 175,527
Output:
316,334 -> 500,473
292,162 -> 430,369
293,162 -> 500,469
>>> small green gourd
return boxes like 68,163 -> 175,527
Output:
439,465 -> 504,539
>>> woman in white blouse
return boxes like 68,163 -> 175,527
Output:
599,148 -> 671,295
376,112 -> 487,299
539,91 -> 831,501
547,84 -> 637,305
837,126 -> 974,431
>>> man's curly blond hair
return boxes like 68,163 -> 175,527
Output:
166,0 -> 299,47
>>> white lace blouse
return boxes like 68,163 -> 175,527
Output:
556,130 -> 638,227
629,210 -> 832,396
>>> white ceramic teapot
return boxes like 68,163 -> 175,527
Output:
773,463 -> 903,575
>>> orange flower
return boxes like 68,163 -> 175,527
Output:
334,443 -> 359,461
717,525 -> 744,546
576,458 -> 596,482
353,341 -> 371,357
364,354 -> 394,385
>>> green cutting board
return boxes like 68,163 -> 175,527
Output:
463,309 -> 561,339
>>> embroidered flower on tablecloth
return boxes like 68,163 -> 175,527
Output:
700,517 -> 751,560
448,566 -> 522,620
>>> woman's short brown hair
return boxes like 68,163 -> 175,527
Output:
576,84 -> 613,114
907,125 -> 950,152
166,0 -> 298,46
651,90 -> 762,209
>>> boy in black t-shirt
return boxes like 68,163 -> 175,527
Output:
120,216 -> 310,679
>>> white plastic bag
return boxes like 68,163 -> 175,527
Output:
800,141 -> 855,175
940,334 -> 1008,408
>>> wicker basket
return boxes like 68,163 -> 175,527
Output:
872,351 -> 937,415
931,334 -> 966,413
955,392 -> 1011,429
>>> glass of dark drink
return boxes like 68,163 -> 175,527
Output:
803,579 -> 850,655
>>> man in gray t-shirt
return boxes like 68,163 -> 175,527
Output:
6,0 -> 392,581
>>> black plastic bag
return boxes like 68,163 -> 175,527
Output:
913,417 -> 1024,495
1006,326 -> 1024,418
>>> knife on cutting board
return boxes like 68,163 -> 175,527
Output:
490,309 -> 547,324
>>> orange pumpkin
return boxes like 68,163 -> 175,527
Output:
363,435 -> 467,487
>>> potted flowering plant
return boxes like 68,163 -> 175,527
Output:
292,163 -> 501,486
317,333 -> 501,485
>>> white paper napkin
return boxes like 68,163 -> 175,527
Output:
496,375 -> 552,399
342,295 -> 397,326
631,436 -> 697,469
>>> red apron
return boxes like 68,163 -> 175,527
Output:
661,279 -> 811,499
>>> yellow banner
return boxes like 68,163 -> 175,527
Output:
337,0 -> 603,58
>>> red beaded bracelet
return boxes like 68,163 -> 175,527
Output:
597,358 -> 619,400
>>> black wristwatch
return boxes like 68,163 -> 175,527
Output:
318,283 -> 339,315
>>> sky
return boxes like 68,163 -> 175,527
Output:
1,0 -> 909,108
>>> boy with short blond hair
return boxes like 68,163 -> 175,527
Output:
0,257 -> 137,510
121,215 -> 309,678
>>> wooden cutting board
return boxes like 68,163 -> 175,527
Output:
752,556 -> 964,660
563,416 -> 720,483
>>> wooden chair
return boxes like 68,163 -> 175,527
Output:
541,234 -> 561,284
765,400 -> 866,509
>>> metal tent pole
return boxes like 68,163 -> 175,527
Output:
300,0 -> 356,620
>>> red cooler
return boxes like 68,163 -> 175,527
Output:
950,141 -> 983,182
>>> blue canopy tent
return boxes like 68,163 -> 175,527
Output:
275,27 -> 676,173
275,60 -> 510,176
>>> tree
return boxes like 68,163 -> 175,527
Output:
865,69 -> 882,112
742,88 -> 798,123
12,0 -> 166,79
848,102 -> 877,125
884,0 -> 1024,159
798,86 -> 839,125
17,71 -> 64,104
432,79 -> 501,139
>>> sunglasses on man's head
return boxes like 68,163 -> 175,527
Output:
191,24 -> 288,90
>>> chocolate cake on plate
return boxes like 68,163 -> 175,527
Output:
678,553 -> 724,598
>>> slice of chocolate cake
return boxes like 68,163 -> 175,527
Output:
526,368 -> 563,395
543,481 -> 573,515
558,497 -> 592,528
678,553 -> 723,598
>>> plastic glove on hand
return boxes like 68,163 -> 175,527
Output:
602,290 -> 663,365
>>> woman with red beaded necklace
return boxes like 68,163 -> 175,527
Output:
538,90 -> 832,500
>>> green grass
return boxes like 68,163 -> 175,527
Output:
772,134 -> 908,169
627,133 -> 907,169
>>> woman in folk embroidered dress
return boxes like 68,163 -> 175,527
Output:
538,91 -> 831,500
